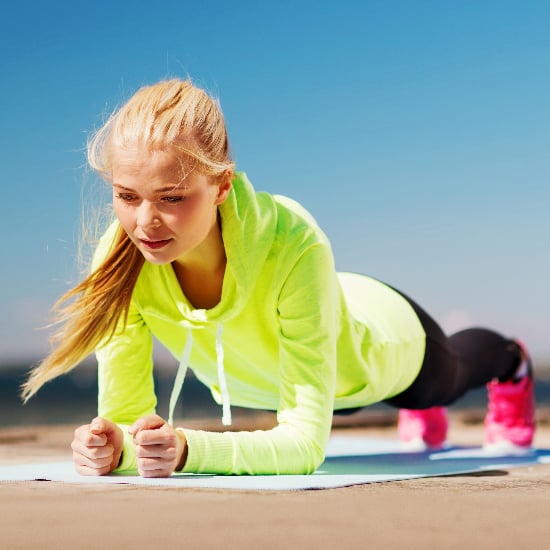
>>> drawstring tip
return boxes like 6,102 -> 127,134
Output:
222,411 -> 232,426
216,323 -> 232,427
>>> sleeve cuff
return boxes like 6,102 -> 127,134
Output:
113,424 -> 138,473
179,428 -> 236,474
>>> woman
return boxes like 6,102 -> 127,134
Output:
22,79 -> 535,477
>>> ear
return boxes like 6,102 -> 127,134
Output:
214,170 -> 233,205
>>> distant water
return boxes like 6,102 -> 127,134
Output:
1,366 -> 224,428
2,365 -> 550,428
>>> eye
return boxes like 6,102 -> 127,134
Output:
161,195 -> 185,204
115,193 -> 137,203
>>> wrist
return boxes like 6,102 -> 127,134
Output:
175,428 -> 188,471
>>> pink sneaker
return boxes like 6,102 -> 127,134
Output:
484,341 -> 536,452
398,407 -> 448,451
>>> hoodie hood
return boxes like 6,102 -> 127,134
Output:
207,171 -> 278,323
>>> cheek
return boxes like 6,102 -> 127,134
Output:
113,204 -> 134,229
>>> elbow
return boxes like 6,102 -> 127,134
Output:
281,440 -> 326,475
305,446 -> 326,474
273,423 -> 329,475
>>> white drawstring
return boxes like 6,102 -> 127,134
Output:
168,327 -> 193,426
216,323 -> 232,426
167,324 -> 232,427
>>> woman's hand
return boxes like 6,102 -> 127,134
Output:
71,417 -> 123,476
129,414 -> 188,478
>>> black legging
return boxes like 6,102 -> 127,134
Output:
384,288 -> 522,410
335,285 -> 523,415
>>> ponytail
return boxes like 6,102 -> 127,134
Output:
21,226 -> 144,401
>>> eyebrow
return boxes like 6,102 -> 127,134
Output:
113,183 -> 186,193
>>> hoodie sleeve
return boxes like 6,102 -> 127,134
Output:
180,240 -> 340,475
91,222 -> 156,472
95,300 -> 156,472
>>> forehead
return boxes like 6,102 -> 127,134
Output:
111,145 -> 186,178
110,144 -> 214,192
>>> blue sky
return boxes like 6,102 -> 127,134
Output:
1,0 -> 549,365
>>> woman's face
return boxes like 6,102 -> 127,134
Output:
111,145 -> 229,266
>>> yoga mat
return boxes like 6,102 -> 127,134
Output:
1,436 -> 549,490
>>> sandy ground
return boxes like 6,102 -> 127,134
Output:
1,409 -> 550,550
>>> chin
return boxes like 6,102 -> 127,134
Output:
140,252 -> 175,266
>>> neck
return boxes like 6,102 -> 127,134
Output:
172,216 -> 227,309
174,213 -> 226,273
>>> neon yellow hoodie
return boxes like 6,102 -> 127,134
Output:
95,173 -> 425,474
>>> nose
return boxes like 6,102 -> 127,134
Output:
136,201 -> 161,229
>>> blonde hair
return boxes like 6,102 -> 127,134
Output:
22,78 -> 234,401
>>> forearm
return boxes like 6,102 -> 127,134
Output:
180,422 -> 329,475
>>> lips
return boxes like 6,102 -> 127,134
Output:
139,238 -> 172,250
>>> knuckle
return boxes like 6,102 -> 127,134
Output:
165,447 -> 177,461
135,446 -> 146,459
81,435 -> 92,446
89,447 -> 106,459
